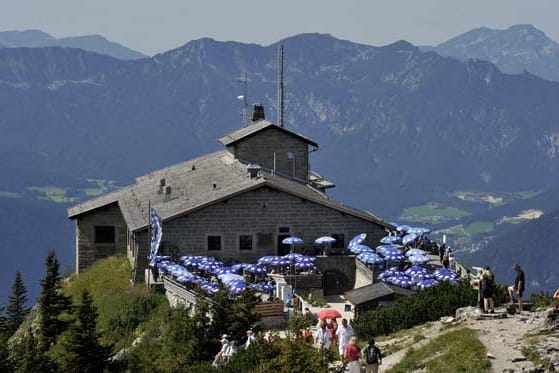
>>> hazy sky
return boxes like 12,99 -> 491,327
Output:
1,0 -> 558,55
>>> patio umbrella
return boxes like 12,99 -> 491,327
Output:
348,233 -> 367,249
396,225 -> 411,232
408,255 -> 431,265
214,267 -> 235,275
294,261 -> 315,270
231,263 -> 250,272
405,248 -> 426,257
218,273 -> 244,283
407,227 -> 431,235
352,244 -> 374,254
317,308 -> 342,320
284,253 -> 304,261
270,258 -> 291,266
295,255 -> 316,263
258,256 -> 282,265
387,275 -> 414,288
282,236 -> 304,254
201,283 -> 220,294
244,264 -> 267,275
383,254 -> 406,263
227,280 -> 246,295
417,279 -> 439,290
411,272 -> 435,282
357,252 -> 385,265
402,233 -> 419,246
380,236 -> 402,245
315,236 -> 336,245
377,269 -> 404,279
433,268 -> 459,281
376,245 -> 402,255
404,266 -> 429,277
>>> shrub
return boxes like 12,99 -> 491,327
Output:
354,280 -> 476,338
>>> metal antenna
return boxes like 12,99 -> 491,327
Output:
277,44 -> 284,127
237,68 -> 249,124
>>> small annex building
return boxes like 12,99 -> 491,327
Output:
344,282 -> 416,319
68,109 -> 391,283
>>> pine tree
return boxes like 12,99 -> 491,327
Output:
0,306 -> 7,337
55,290 -> 109,372
6,270 -> 31,335
38,250 -> 72,351
10,328 -> 50,373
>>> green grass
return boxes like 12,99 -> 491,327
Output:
401,203 -> 470,219
27,186 -> 78,203
81,178 -> 117,197
451,190 -> 544,206
0,191 -> 21,198
464,221 -> 494,235
387,328 -> 491,373
63,256 -> 167,350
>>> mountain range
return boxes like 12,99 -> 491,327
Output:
425,24 -> 559,83
2,29 -> 559,301
0,29 -> 146,60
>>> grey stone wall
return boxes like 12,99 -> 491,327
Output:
75,203 -> 127,273
133,186 -> 386,281
228,127 -> 309,180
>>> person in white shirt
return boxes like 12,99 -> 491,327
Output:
315,321 -> 332,349
336,318 -> 354,358
244,330 -> 257,349
213,334 -> 230,367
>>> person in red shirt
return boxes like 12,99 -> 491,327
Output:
344,336 -> 361,373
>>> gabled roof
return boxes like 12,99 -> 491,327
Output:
68,151 -> 390,232
345,282 -> 416,305
218,120 -> 318,148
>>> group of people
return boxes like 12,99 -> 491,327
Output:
212,330 -> 257,367
314,318 -> 382,373
478,263 -> 525,313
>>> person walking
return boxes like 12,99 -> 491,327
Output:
336,318 -> 354,358
508,264 -> 525,312
212,334 -> 230,367
344,336 -> 361,373
481,266 -> 495,313
361,338 -> 382,373
244,330 -> 257,349
315,321 -> 332,350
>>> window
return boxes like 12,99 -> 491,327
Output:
332,233 -> 345,249
207,235 -> 222,251
95,226 -> 115,244
279,226 -> 290,234
239,234 -> 253,250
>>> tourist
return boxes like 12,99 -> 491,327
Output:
223,340 -> 238,362
438,243 -> 445,263
344,336 -> 361,373
244,330 -> 257,349
449,253 -> 456,271
326,318 -> 338,344
508,264 -> 525,312
481,266 -> 495,313
361,338 -> 382,373
315,321 -> 332,349
554,288 -> 559,309
212,334 -> 230,367
442,254 -> 450,269
337,318 -> 354,358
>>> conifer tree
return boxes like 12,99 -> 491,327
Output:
7,270 -> 31,335
38,250 -> 72,351
55,290 -> 109,372
0,306 -> 7,337
11,328 -> 50,373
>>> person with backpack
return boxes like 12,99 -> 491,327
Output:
481,266 -> 495,313
361,338 -> 382,373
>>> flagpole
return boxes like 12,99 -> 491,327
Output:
147,200 -> 151,288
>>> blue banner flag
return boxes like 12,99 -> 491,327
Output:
149,207 -> 163,267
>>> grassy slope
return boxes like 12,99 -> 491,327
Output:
63,256 -> 166,350
387,328 -> 491,373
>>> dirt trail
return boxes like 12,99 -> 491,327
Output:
378,311 -> 542,372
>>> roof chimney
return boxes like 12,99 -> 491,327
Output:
251,104 -> 265,122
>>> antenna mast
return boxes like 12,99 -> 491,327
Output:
238,68 -> 249,124
277,44 -> 284,127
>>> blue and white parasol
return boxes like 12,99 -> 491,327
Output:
417,279 -> 439,290
380,236 -> 402,245
405,248 -> 426,257
402,233 -> 419,246
408,255 -> 431,265
348,233 -> 367,249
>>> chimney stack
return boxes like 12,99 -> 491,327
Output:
251,104 -> 265,122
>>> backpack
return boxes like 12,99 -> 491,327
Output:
366,345 -> 379,364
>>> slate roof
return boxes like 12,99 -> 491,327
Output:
68,151 -> 391,232
345,282 -> 416,305
218,120 -> 318,147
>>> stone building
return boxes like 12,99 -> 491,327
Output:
68,110 -> 391,283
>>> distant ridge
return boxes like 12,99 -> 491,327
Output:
0,29 -> 146,60
426,24 -> 559,82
